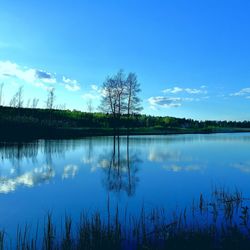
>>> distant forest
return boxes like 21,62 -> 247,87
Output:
0,105 -> 250,130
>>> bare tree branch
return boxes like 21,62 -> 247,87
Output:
46,88 -> 55,110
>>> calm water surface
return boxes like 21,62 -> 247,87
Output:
0,133 -> 250,234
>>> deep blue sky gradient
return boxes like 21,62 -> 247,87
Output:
1,0 -> 250,120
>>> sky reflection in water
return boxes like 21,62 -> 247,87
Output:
0,133 -> 250,234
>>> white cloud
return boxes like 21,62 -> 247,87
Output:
0,165 -> 55,194
152,85 -> 208,108
62,165 -> 79,179
91,84 -> 99,91
62,76 -> 81,91
91,84 -> 104,95
81,84 -> 102,100
0,60 -> 81,93
162,87 -> 183,94
162,86 -> 207,95
182,96 -> 209,101
148,149 -> 182,162
0,61 -> 35,83
148,96 -> 182,108
65,83 -> 81,91
182,97 -> 195,101
185,88 -> 203,94
0,61 -> 57,90
148,93 -> 208,109
62,76 -> 77,84
231,162 -> 250,174
33,82 -> 48,90
230,88 -> 250,97
163,165 -> 202,172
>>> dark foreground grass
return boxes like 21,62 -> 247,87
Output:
1,187 -> 250,250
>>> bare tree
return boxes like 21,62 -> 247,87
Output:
55,103 -> 66,110
9,86 -> 24,108
114,70 -> 126,117
100,70 -> 143,121
86,99 -> 93,113
32,98 -> 39,108
0,82 -> 4,106
9,94 -> 17,107
100,76 -> 117,116
46,88 -> 55,110
26,99 -> 31,108
17,86 -> 24,108
99,70 -> 127,118
126,73 -> 142,116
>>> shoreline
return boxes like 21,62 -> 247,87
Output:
1,127 -> 250,141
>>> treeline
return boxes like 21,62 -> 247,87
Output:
1,70 -> 250,139
1,105 -> 250,130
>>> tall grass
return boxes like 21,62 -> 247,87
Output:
1,187 -> 250,249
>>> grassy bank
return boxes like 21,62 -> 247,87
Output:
1,106 -> 250,139
0,187 -> 250,249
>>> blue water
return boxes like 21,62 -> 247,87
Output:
0,133 -> 250,236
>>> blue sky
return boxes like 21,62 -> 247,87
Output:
1,0 -> 250,121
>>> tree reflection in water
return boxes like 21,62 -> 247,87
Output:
0,137 -> 141,195
100,136 -> 140,196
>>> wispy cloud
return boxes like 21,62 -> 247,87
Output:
90,84 -> 97,91
62,76 -> 80,91
162,87 -> 182,94
148,95 -> 208,109
162,86 -> 207,95
62,165 -> 79,179
81,84 -> 102,100
0,61 -> 57,90
231,162 -> 250,174
148,85 -> 209,109
163,165 -> 202,172
230,88 -> 250,97
0,60 -> 81,92
148,96 -> 182,108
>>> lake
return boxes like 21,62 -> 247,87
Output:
0,133 -> 250,236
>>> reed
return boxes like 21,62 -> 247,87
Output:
0,187 -> 250,249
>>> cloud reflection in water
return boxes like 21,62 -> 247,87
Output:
0,165 -> 55,194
